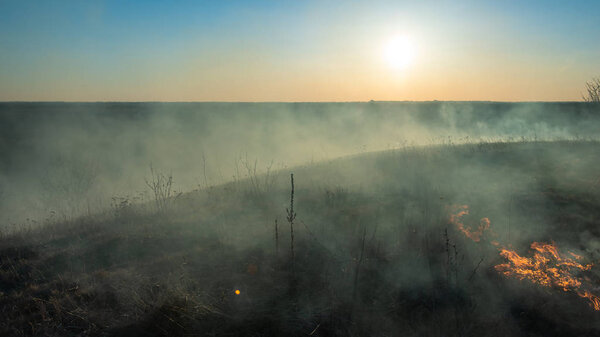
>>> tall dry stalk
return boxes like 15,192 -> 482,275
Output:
201,152 -> 209,189
275,218 -> 279,255
353,226 -> 367,303
145,164 -> 173,213
445,228 -> 450,286
242,156 -> 276,196
286,174 -> 296,268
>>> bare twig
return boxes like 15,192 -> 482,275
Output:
286,173 -> 296,268
202,152 -> 208,189
309,323 -> 321,336
145,164 -> 174,213
468,257 -> 485,281
353,226 -> 367,303
583,78 -> 600,102
445,228 -> 450,286
275,218 -> 279,255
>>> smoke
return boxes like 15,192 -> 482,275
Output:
3,102 -> 600,335
0,101 -> 598,226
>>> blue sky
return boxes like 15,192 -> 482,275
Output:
1,0 -> 599,101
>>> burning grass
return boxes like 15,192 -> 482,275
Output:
447,204 -> 491,242
448,204 -> 600,311
496,242 -> 600,310
3,140 -> 600,336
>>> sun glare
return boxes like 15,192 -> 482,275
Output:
383,35 -> 416,70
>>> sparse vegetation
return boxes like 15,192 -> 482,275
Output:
145,165 -> 175,214
286,173 -> 296,272
2,140 -> 600,336
584,78 -> 600,102
237,155 -> 279,197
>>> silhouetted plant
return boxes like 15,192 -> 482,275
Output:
241,155 -> 277,197
110,195 -> 132,218
275,218 -> 279,255
286,173 -> 296,269
584,78 -> 600,102
352,226 -> 366,305
145,164 -> 174,213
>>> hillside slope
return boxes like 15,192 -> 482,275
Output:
2,140 -> 600,336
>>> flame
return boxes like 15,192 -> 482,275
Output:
579,291 -> 600,311
496,242 -> 599,310
495,242 -> 592,290
448,204 -> 600,311
448,205 -> 490,242
569,251 -> 584,260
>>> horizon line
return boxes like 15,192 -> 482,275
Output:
0,100 -> 590,104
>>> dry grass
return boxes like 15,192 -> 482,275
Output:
2,141 -> 600,336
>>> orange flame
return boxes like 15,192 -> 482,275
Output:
448,204 -> 600,311
448,205 -> 490,242
579,291 -> 600,311
495,242 -> 592,290
495,242 -> 598,310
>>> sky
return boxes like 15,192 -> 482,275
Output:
0,0 -> 599,102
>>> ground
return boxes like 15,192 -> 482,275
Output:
2,140 -> 600,336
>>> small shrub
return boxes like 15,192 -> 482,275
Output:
145,165 -> 174,213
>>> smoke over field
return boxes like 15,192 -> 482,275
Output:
1,102 -> 600,336
1,102 -> 598,225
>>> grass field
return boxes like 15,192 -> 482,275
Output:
2,139 -> 600,336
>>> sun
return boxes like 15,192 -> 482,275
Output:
383,35 -> 416,70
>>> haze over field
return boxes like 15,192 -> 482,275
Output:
1,101 -> 599,226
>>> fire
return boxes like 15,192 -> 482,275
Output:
579,291 -> 600,311
569,251 -> 584,260
495,242 -> 592,291
496,242 -> 598,310
448,205 -> 490,242
448,204 -> 600,311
